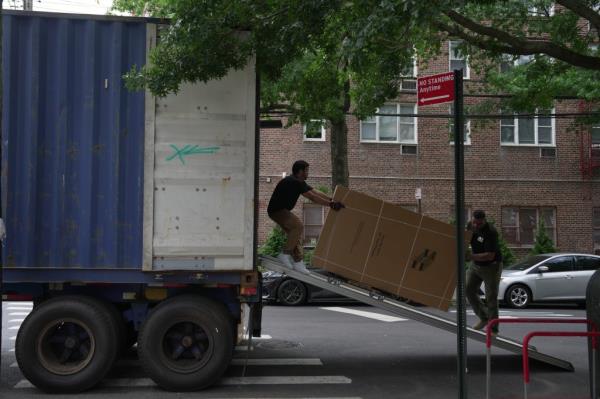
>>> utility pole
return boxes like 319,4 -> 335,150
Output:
23,0 -> 32,11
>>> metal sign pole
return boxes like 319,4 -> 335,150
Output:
454,68 -> 467,399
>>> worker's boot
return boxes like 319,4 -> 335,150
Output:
276,253 -> 294,269
472,319 -> 488,331
292,260 -> 310,274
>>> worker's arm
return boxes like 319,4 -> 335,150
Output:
302,189 -> 345,210
471,252 -> 496,262
302,189 -> 331,206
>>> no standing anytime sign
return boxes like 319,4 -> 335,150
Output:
417,72 -> 455,107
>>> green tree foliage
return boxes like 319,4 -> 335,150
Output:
412,0 -> 600,115
258,226 -> 287,257
112,0 -> 600,189
112,0 -> 430,188
530,221 -> 557,255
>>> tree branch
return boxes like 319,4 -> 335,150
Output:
556,0 -> 600,34
443,10 -> 600,70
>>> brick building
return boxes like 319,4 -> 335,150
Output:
258,40 -> 600,261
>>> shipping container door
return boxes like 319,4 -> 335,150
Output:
145,26 -> 256,271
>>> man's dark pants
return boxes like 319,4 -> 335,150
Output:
466,262 -> 503,328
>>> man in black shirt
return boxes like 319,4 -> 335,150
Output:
466,210 -> 503,333
267,160 -> 344,273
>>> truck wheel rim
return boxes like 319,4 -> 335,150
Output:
160,321 -> 213,373
510,288 -> 528,306
280,282 -> 304,304
36,318 -> 96,376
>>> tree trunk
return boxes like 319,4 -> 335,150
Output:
329,78 -> 351,190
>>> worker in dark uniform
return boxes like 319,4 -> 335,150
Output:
466,210 -> 503,334
267,160 -> 344,274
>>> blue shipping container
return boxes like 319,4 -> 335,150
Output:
2,13 -> 147,270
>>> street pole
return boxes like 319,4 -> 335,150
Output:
23,0 -> 32,11
454,68 -> 467,399
0,0 -> 4,358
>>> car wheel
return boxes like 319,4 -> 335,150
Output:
277,279 -> 308,306
505,284 -> 532,309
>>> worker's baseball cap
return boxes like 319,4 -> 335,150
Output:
473,210 -> 486,220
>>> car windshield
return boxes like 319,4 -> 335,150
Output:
505,255 -> 552,271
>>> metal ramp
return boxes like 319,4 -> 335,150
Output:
260,255 -> 574,371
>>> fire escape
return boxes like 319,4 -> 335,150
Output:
578,101 -> 600,201
580,128 -> 600,179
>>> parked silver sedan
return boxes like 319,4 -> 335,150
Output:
499,253 -> 600,308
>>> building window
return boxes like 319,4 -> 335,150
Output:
592,124 -> 600,148
449,104 -> 471,145
500,108 -> 555,146
501,207 -> 556,247
360,104 -> 417,144
400,57 -> 417,91
527,3 -> 555,16
303,204 -> 324,247
450,205 -> 472,228
303,120 -> 326,141
594,208 -> 600,255
500,54 -> 534,73
449,41 -> 469,79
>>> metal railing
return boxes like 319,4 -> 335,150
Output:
485,317 -> 597,399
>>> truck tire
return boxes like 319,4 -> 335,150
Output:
15,295 -> 119,393
137,296 -> 233,391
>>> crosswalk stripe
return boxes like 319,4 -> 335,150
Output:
8,312 -> 30,316
230,358 -> 323,366
10,362 -> 18,368
14,376 -> 352,389
8,319 -> 24,323
320,307 -> 407,322
6,307 -> 32,311
9,326 -> 20,330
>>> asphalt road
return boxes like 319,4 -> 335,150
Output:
0,301 -> 594,398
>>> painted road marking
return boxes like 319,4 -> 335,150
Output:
8,312 -> 30,317
320,307 -> 407,322
8,319 -> 25,323
15,376 -> 352,389
113,357 -> 323,368
452,310 -> 575,317
9,326 -> 20,330
6,307 -> 32,311
10,362 -> 18,368
230,358 -> 323,366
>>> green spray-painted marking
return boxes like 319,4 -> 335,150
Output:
166,145 -> 220,165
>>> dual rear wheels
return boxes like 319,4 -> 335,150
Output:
15,295 -> 233,393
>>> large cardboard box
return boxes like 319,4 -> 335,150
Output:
313,186 -> 466,311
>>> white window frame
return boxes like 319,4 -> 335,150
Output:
527,3 -> 555,16
303,203 -> 325,248
500,54 -> 534,72
449,105 -> 472,145
449,40 -> 470,79
303,120 -> 326,142
500,108 -> 556,147
360,103 -> 418,144
502,206 -> 557,248
400,56 -> 418,91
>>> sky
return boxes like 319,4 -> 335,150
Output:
3,0 -> 120,15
